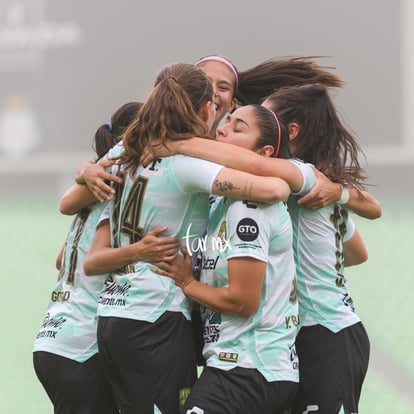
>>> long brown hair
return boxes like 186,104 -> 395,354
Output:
121,63 -> 213,174
266,84 -> 366,188
237,56 -> 344,105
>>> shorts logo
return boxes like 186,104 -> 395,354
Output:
236,218 -> 259,242
179,388 -> 191,409
186,407 -> 204,414
303,405 -> 319,413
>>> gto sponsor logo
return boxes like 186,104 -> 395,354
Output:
236,218 -> 259,242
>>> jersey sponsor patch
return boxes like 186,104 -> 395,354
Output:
218,352 -> 238,363
202,255 -> 219,270
236,218 -> 259,242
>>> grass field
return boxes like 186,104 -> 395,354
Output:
1,195 -> 413,413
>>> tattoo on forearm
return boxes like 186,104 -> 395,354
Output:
214,179 -> 240,193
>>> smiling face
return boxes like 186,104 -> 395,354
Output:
197,60 -> 237,132
216,105 -> 261,151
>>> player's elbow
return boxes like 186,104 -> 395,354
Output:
370,203 -> 382,219
267,179 -> 290,203
232,300 -> 260,318
59,197 -> 78,215
83,256 -> 96,276
344,250 -> 368,267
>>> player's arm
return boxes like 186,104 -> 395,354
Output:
343,228 -> 368,267
344,188 -> 382,220
60,158 -> 123,216
84,221 -> 181,275
59,184 -> 98,216
75,159 -> 122,202
55,243 -> 65,270
153,249 -> 265,317
297,170 -> 382,219
141,137 -> 305,193
211,167 -> 290,203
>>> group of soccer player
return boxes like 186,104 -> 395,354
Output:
33,55 -> 382,414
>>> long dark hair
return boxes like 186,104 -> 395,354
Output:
266,84 -> 366,188
249,104 -> 290,159
194,55 -> 343,106
237,56 -> 344,105
93,102 -> 142,160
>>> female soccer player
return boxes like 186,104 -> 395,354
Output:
152,105 -> 315,413
32,102 -> 174,414
263,84 -> 375,414
149,100 -> 376,413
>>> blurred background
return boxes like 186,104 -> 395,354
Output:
0,0 -> 413,412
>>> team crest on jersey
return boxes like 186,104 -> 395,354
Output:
236,218 -> 259,242
217,220 -> 227,241
289,277 -> 298,304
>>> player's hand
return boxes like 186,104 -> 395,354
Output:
140,139 -> 178,167
76,159 -> 122,202
152,247 -> 194,288
297,168 -> 342,210
133,227 -> 181,263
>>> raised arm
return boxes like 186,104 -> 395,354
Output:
297,169 -> 382,219
60,159 -> 122,215
344,188 -> 382,220
211,167 -> 290,203
75,159 -> 122,202
59,184 -> 98,216
182,138 -> 306,192
141,137 -> 305,193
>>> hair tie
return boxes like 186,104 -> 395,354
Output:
267,109 -> 281,158
195,55 -> 239,90
107,122 -> 113,132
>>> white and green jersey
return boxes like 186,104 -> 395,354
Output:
288,158 -> 317,197
288,199 -> 360,333
33,202 -> 109,362
97,148 -> 224,323
201,197 -> 299,383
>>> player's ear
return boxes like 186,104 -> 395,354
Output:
228,98 -> 237,113
257,145 -> 275,158
288,122 -> 300,140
